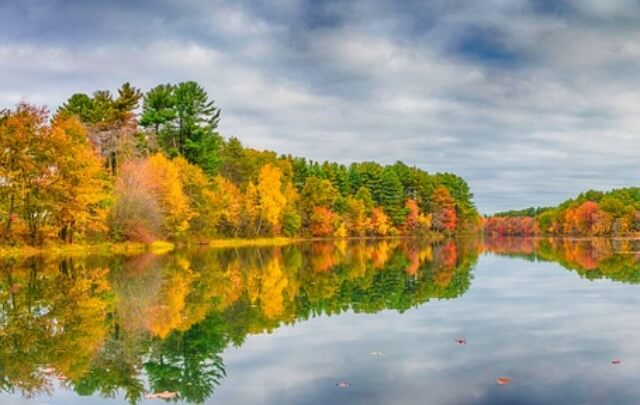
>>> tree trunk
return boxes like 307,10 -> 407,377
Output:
3,190 -> 15,241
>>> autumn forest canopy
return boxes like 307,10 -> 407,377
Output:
0,81 -> 480,246
484,188 -> 640,237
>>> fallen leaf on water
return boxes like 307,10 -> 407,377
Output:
455,338 -> 467,345
612,359 -> 621,365
336,381 -> 351,388
496,377 -> 511,385
370,352 -> 383,357
40,367 -> 56,375
144,391 -> 178,400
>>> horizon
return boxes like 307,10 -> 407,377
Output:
2,0 -> 640,214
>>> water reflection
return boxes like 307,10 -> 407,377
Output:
0,239 -> 479,403
483,237 -> 640,284
2,237 -> 639,403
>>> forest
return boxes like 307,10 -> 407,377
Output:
0,82 -> 479,247
484,188 -> 640,236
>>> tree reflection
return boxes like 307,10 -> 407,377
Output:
483,237 -> 640,283
0,238 -> 479,403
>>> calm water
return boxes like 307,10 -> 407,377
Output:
1,238 -> 639,404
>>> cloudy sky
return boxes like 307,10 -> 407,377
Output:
2,0 -> 640,213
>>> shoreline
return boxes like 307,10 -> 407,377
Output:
0,234 -> 448,258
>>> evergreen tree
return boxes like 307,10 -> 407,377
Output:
140,84 -> 176,136
380,167 -> 405,225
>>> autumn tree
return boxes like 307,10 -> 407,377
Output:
300,176 -> 338,229
281,180 -> 302,237
210,176 -> 243,237
256,164 -> 287,235
343,197 -> 368,237
369,207 -> 391,236
430,186 -> 457,233
174,157 -> 219,239
403,199 -> 432,235
47,115 -> 110,242
239,183 -> 257,236
0,104 -> 48,242
109,160 -> 162,242
111,154 -> 192,241
310,207 -> 337,237
145,154 -> 193,238
0,104 -> 108,244
568,201 -> 612,236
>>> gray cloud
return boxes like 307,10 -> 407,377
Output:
2,0 -> 640,213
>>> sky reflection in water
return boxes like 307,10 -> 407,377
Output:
1,238 -> 639,404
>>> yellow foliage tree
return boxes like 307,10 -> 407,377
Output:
243,182 -> 260,236
211,175 -> 243,236
369,207 -> 391,236
0,104 -> 109,244
48,115 -> 110,242
174,156 -> 219,239
256,164 -> 287,235
144,154 -> 193,237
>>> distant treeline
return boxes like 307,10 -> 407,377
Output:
0,82 -> 479,246
485,188 -> 640,236
491,206 -> 552,218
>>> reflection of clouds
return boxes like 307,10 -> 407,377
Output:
0,243 -> 635,404
212,254 -> 640,404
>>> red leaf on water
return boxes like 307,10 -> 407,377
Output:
496,377 -> 511,385
612,359 -> 621,365
455,338 -> 467,345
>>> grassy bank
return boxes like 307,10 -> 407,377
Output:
0,240 -> 176,259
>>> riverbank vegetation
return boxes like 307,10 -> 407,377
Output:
484,188 -> 640,236
0,82 -> 479,247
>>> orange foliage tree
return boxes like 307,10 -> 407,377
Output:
430,186 -> 457,232
310,207 -> 336,237
564,201 -> 612,236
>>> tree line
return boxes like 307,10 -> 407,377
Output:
484,188 -> 640,236
0,82 -> 479,245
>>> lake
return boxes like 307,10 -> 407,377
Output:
0,238 -> 638,404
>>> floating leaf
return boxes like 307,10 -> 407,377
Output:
612,359 -> 621,365
40,367 -> 56,375
496,377 -> 511,385
144,391 -> 178,400
455,338 -> 467,345
336,381 -> 351,388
